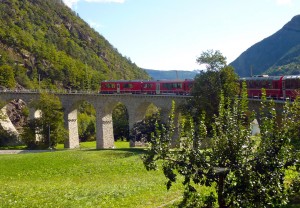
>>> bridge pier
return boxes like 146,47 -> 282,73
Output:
64,107 -> 79,149
29,108 -> 43,141
95,108 -> 115,149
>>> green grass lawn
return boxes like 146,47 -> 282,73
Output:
0,142 -> 184,208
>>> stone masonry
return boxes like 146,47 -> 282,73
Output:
0,91 -> 189,149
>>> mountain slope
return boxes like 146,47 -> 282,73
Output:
145,69 -> 198,80
0,0 -> 149,90
230,15 -> 300,77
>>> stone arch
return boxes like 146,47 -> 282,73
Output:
112,102 -> 129,141
126,101 -> 156,130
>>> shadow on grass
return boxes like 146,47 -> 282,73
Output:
83,147 -> 147,155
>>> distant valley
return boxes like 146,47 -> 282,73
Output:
144,69 -> 199,80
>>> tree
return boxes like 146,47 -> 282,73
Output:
78,101 -> 96,142
196,49 -> 227,71
112,103 -> 129,141
190,50 -> 238,127
21,92 -> 66,149
143,86 -> 298,207
0,65 -> 15,88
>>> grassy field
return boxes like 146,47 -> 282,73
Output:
0,141 -> 184,208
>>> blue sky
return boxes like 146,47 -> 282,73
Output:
62,0 -> 300,71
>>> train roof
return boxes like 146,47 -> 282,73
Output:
239,75 -> 282,81
282,75 -> 300,80
101,79 -> 193,83
102,80 -> 148,83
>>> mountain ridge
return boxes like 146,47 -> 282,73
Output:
230,15 -> 300,76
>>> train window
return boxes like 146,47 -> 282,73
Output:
163,83 -> 172,90
123,83 -> 133,88
143,84 -> 153,88
105,83 -> 115,88
286,80 -> 292,89
163,83 -> 183,89
273,81 -> 278,89
287,78 -> 300,89
176,83 -> 182,88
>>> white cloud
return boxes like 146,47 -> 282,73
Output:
62,0 -> 125,9
62,0 -> 80,8
88,20 -> 104,30
276,0 -> 292,5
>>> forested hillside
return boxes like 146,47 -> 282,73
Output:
0,0 -> 149,90
230,15 -> 300,77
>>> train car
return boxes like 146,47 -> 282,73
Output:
183,79 -> 194,94
100,79 -> 194,95
283,75 -> 300,99
157,80 -> 183,95
240,74 -> 300,100
100,80 -> 143,94
141,81 -> 157,94
141,79 -> 194,95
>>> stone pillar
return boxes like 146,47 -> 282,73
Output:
28,108 -> 43,141
64,108 -> 80,149
95,108 -> 115,149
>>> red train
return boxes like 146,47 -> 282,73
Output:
100,79 -> 193,95
240,75 -> 300,100
99,75 -> 300,100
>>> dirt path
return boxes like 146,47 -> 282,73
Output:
0,150 -> 54,154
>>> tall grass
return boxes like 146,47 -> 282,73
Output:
0,143 -> 184,208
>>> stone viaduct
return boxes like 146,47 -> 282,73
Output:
0,91 -> 289,149
0,91 -> 190,149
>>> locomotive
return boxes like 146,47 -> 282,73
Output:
100,79 -> 193,95
240,74 -> 300,100
99,74 -> 300,99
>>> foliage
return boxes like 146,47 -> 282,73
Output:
0,65 -> 16,88
78,112 -> 95,142
21,92 -> 66,149
143,86 -> 299,207
284,96 -> 300,150
0,126 -> 20,147
112,103 -> 129,141
190,50 -> 239,127
130,112 -> 161,143
196,49 -> 227,72
78,101 -> 96,142
0,0 -> 149,91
